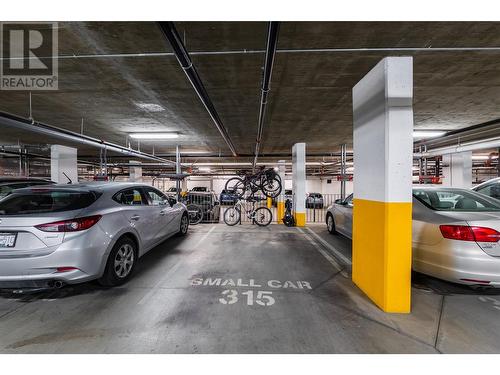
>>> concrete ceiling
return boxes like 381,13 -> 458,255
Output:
1,21 -> 500,165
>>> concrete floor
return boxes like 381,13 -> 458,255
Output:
1,224 -> 500,353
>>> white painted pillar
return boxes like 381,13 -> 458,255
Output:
181,178 -> 188,192
442,152 -> 472,188
352,57 -> 413,313
129,161 -> 142,182
292,143 -> 306,226
276,160 -> 286,223
51,145 -> 77,184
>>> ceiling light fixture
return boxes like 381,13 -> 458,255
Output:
413,130 -> 447,139
129,133 -> 179,140
472,155 -> 490,160
134,102 -> 165,112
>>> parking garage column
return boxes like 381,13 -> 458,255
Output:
352,57 -> 413,313
50,145 -> 78,184
441,152 -> 472,188
292,143 -> 306,227
129,161 -> 142,182
276,160 -> 286,223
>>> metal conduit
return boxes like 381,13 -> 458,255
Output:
0,111 -> 176,165
414,136 -> 500,158
157,22 -> 238,157
253,22 -> 280,169
5,47 -> 500,61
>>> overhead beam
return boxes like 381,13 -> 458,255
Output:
253,21 -> 280,169
157,21 -> 238,157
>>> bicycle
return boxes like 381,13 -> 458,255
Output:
225,166 -> 282,199
223,196 -> 273,227
186,203 -> 203,225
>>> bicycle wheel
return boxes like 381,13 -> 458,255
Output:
225,177 -> 246,198
261,176 -> 282,198
253,207 -> 273,227
224,206 -> 241,226
186,204 -> 203,225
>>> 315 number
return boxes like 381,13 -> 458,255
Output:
219,289 -> 275,306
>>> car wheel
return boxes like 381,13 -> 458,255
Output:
98,236 -> 137,287
327,214 -> 337,234
178,213 -> 189,236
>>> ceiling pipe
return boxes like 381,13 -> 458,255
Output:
157,22 -> 238,157
0,147 -> 99,166
0,111 -> 176,165
253,22 -> 280,170
414,136 -> 500,158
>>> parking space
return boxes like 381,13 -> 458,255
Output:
0,223 -> 499,353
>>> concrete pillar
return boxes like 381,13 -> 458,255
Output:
276,160 -> 286,223
292,143 -> 306,227
209,178 -> 214,192
442,152 -> 472,188
182,178 -> 188,192
352,57 -> 413,313
51,145 -> 77,184
129,161 -> 142,182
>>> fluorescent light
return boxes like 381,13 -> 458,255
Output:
129,133 -> 178,139
413,130 -> 446,139
198,167 -> 211,172
134,102 -> 165,112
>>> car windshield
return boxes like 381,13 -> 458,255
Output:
0,190 -> 100,215
413,189 -> 500,211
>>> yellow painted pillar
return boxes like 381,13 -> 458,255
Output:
276,160 -> 286,223
267,197 -> 272,208
352,57 -> 413,313
292,143 -> 306,227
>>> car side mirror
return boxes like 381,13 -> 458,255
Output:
334,199 -> 343,204
167,197 -> 177,207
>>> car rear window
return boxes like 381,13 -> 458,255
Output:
0,190 -> 100,215
413,189 -> 500,211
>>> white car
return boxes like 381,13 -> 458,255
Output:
326,187 -> 500,287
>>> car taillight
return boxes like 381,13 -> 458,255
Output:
440,225 -> 500,243
35,215 -> 101,232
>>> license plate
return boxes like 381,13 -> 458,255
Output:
0,233 -> 17,248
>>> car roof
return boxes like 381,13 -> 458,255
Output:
12,181 -> 155,194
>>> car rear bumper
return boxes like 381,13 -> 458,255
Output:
0,224 -> 112,287
413,240 -> 500,287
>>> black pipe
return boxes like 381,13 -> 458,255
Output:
253,22 -> 280,169
157,22 -> 237,157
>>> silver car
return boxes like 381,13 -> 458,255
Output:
473,177 -> 500,201
0,182 -> 189,289
326,187 -> 500,287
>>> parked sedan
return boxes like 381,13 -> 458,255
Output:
0,182 -> 189,289
326,187 -> 500,287
0,177 -> 54,200
306,193 -> 324,208
473,177 -> 500,201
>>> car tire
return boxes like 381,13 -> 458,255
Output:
326,214 -> 337,235
98,236 -> 138,287
178,213 -> 189,236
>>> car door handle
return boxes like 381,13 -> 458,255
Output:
130,215 -> 140,221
